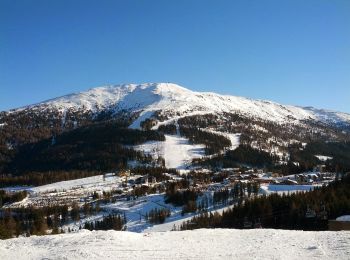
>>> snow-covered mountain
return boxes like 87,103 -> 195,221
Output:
11,83 -> 350,128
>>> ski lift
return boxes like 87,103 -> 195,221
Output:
243,217 -> 253,228
305,205 -> 316,218
318,204 -> 328,220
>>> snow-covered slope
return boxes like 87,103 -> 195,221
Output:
12,83 -> 350,127
1,229 -> 349,260
133,134 -> 205,169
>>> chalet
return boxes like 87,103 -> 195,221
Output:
232,168 -> 241,173
250,173 -> 260,178
239,174 -> 251,180
134,175 -> 149,185
255,177 -> 274,184
148,176 -> 157,184
313,164 -> 326,173
280,179 -> 298,185
119,170 -> 131,178
271,172 -> 281,178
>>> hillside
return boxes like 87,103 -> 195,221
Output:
1,83 -> 350,178
0,229 -> 349,260
6,83 -> 350,126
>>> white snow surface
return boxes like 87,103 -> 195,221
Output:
133,134 -> 205,169
31,174 -> 121,193
315,155 -> 333,161
12,83 -> 350,127
1,229 -> 349,260
260,184 -> 320,195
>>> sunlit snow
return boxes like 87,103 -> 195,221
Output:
13,83 -> 350,127
1,229 -> 349,260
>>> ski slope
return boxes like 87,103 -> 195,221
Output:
31,173 -> 121,193
1,229 -> 349,260
133,134 -> 205,169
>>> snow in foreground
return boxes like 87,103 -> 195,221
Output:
1,229 -> 349,260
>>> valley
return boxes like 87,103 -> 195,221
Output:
0,83 -> 349,245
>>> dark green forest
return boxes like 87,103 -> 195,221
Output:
194,141 -> 350,175
180,174 -> 350,231
179,126 -> 232,154
194,145 -> 275,168
1,122 -> 165,177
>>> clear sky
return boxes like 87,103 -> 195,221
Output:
1,0 -> 349,112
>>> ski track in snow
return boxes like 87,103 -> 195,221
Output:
1,229 -> 349,260
162,135 -> 205,169
133,134 -> 206,169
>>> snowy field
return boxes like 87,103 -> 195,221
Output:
62,193 -> 182,233
6,174 -> 127,208
31,173 -> 121,193
62,191 -> 235,233
144,203 -> 234,232
4,174 -> 233,233
1,229 -> 349,260
260,184 -> 320,195
5,175 -> 326,232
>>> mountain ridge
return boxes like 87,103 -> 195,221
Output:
6,82 -> 349,128
1,82 -> 350,179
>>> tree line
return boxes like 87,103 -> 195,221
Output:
0,170 -> 101,187
145,208 -> 171,224
2,122 -> 165,175
194,144 -> 275,169
84,214 -> 125,231
0,199 -> 105,239
0,190 -> 27,207
179,126 -> 231,154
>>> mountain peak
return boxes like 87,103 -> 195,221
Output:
7,82 -> 350,128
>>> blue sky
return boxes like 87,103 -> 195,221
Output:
1,0 -> 349,112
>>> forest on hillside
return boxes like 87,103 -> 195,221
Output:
0,121 -> 165,177
194,141 -> 350,175
180,174 -> 350,231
